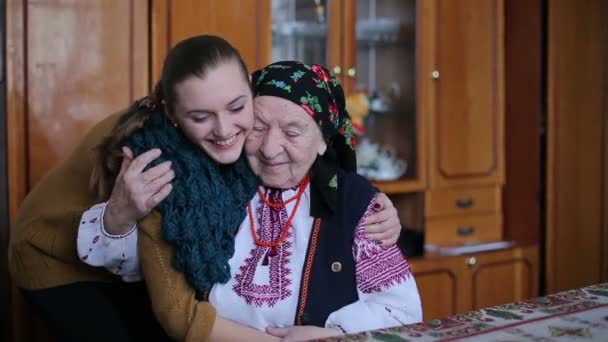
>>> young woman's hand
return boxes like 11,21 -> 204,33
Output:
104,147 -> 174,235
363,192 -> 402,246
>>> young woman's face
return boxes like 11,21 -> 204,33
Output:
172,61 -> 254,164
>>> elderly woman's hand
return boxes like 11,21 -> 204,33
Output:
363,192 -> 401,247
104,147 -> 174,235
266,325 -> 343,341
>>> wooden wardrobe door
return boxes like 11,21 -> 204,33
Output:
545,0 -> 608,293
427,0 -> 505,188
151,0 -> 271,82
7,0 -> 150,214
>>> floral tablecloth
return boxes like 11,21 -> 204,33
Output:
319,283 -> 608,341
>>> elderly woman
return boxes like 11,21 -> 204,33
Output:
81,61 -> 422,341
239,61 -> 422,340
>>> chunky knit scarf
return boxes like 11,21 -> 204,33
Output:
125,111 -> 259,293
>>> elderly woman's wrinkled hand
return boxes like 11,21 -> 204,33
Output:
104,147 -> 174,235
266,325 -> 344,341
363,192 -> 402,247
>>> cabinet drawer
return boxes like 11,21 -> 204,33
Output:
426,214 -> 502,245
425,187 -> 501,217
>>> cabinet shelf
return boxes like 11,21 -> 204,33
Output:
272,18 -> 412,45
373,179 -> 425,194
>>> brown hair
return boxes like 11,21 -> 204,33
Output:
90,35 -> 250,199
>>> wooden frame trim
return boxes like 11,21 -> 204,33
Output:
414,0 -> 428,190
602,19 -> 608,283
0,1 -> 11,339
6,0 -> 27,225
545,0 -> 559,296
502,0 -> 542,244
6,2 -> 28,341
256,0 -> 271,68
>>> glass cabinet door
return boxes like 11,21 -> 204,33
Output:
353,0 -> 418,188
271,0 -> 334,66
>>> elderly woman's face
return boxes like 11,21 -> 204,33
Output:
246,96 -> 327,189
171,60 -> 254,165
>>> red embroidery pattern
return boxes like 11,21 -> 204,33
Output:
233,192 -> 294,307
355,199 -> 412,294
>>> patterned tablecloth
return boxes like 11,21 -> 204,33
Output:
319,283 -> 608,341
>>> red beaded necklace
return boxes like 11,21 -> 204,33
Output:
248,176 -> 310,248
257,176 -> 310,209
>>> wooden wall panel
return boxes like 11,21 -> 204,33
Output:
24,0 -> 149,187
546,0 -> 608,293
6,1 -> 150,341
151,0 -> 271,83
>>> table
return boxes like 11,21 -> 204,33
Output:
319,283 -> 608,341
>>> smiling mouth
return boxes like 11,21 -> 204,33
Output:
261,161 -> 286,169
211,133 -> 239,149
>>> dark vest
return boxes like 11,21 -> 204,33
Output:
294,171 -> 377,326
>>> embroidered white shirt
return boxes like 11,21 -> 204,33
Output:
76,202 -> 141,282
76,187 -> 422,333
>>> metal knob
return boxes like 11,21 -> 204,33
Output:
455,198 -> 474,208
347,67 -> 357,78
466,256 -> 477,268
332,66 -> 342,76
457,226 -> 475,237
431,70 -> 440,79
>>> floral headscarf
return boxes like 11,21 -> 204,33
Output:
251,61 -> 357,217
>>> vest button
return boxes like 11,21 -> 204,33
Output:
331,261 -> 342,272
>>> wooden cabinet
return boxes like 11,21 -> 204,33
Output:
151,0 -> 271,80
271,0 -> 426,192
419,0 -> 506,249
410,245 -> 538,321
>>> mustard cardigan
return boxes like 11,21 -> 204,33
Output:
8,111 -> 216,341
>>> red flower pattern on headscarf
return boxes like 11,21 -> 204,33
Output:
311,64 -> 330,83
328,101 -> 339,123
301,104 -> 315,117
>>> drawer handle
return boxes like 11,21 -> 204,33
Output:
457,226 -> 475,236
455,198 -> 474,209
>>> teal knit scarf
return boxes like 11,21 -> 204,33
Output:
125,111 -> 259,293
